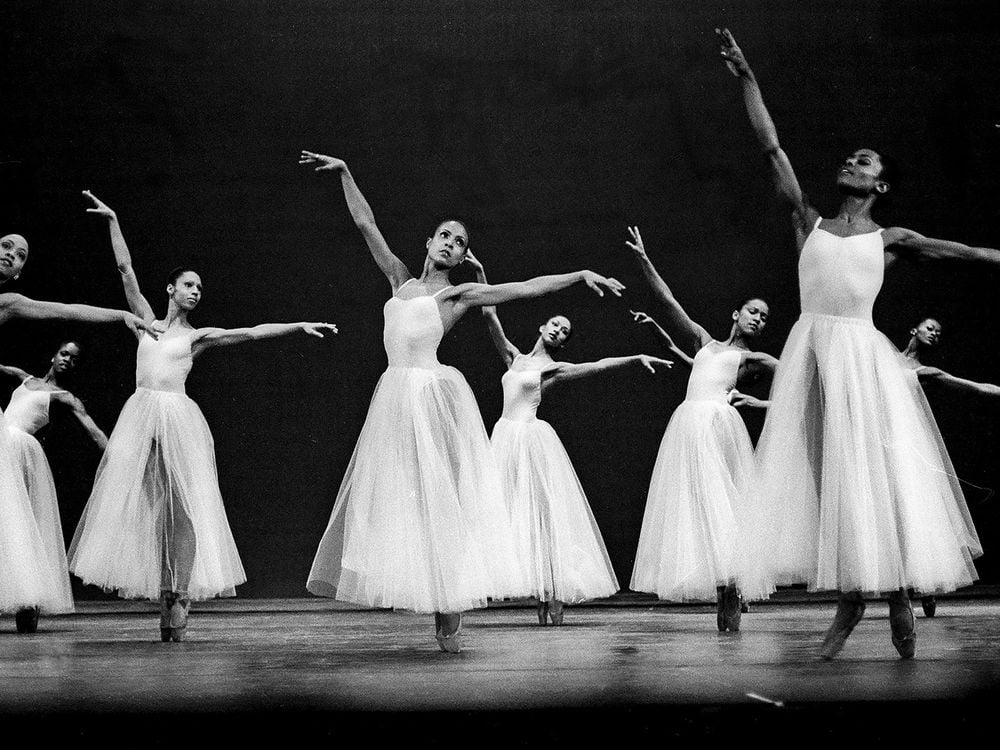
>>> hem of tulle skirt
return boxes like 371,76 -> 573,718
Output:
306,579 -> 491,614
742,574 -> 979,600
72,574 -> 241,602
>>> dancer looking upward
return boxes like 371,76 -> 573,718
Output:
300,150 -> 625,653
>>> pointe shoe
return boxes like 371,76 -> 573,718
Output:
537,601 -> 550,626
15,607 -> 40,634
716,588 -> 727,632
718,586 -> 742,632
435,615 -> 463,654
159,591 -> 175,642
920,596 -> 937,618
740,596 -> 750,614
168,596 -> 191,642
548,600 -> 565,627
819,596 -> 866,660
889,596 -> 917,659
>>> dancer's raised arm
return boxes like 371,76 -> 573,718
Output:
191,322 -> 337,357
630,309 -> 694,367
716,28 -> 817,239
625,226 -> 710,355
0,362 -> 31,382
0,293 -> 156,337
465,251 -> 520,367
83,190 -> 156,323
299,151 -> 411,291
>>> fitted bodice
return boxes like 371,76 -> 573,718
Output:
684,344 -> 742,403
500,355 -> 549,422
383,286 -> 446,369
4,379 -> 59,434
799,218 -> 885,321
135,331 -> 193,394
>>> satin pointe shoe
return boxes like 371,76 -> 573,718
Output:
819,595 -> 866,660
889,595 -> 917,659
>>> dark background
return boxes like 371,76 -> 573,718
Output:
2,0 -> 999,598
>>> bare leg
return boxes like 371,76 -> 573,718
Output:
888,588 -> 916,659
819,590 -> 866,660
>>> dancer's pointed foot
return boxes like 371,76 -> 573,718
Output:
718,585 -> 741,632
548,600 -> 565,627
920,595 -> 937,618
168,595 -> 191,642
716,587 -> 727,632
435,612 -> 463,653
889,592 -> 916,659
537,600 -> 550,626
159,591 -> 175,642
15,607 -> 40,634
819,593 -> 866,660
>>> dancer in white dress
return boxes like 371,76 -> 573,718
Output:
900,317 -> 1000,618
624,227 -> 775,631
468,254 -> 671,626
0,340 -> 108,633
1,232 -> 156,631
69,191 -> 337,642
299,151 -> 625,652
719,28 -> 995,658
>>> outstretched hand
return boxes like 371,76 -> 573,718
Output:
729,389 -> 765,408
630,309 -> 656,326
716,28 -> 750,77
639,354 -> 673,373
582,271 -> 625,297
301,322 -> 339,338
127,314 -> 162,339
463,249 -> 484,273
625,225 -> 647,258
299,151 -> 347,172
82,190 -> 116,220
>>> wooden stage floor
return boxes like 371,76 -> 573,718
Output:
2,596 -> 999,743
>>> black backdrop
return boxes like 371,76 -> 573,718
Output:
2,0 -> 999,598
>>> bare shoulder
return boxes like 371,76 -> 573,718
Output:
881,226 -> 921,247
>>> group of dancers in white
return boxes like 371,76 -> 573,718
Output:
2,29 -> 998,659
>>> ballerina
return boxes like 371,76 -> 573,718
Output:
467,251 -> 671,626
0,339 -> 108,633
299,150 -> 625,652
718,27 -> 994,658
1,231 -> 156,631
624,226 -> 775,631
68,191 -> 337,642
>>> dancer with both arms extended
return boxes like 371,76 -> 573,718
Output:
69,191 -> 337,642
300,150 -> 625,653
467,252 -> 671,626
1,231 -> 156,632
718,27 -> 991,659
1,339 -> 108,633
624,225 -> 775,632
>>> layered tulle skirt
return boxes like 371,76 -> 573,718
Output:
68,387 -> 246,601
630,399 -> 753,601
738,313 -> 981,599
6,426 -> 74,613
0,414 -> 66,614
491,417 -> 618,603
307,365 -> 523,613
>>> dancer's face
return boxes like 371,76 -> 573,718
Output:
51,342 -> 82,375
0,234 -> 29,282
425,221 -> 469,269
539,316 -> 572,348
912,318 -> 942,348
836,149 -> 889,196
168,271 -> 203,311
733,299 -> 769,337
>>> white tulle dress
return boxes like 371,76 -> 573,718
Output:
307,281 -> 523,613
490,354 -> 619,604
738,217 -> 982,598
69,330 -> 246,600
4,379 -> 74,612
630,344 -> 753,601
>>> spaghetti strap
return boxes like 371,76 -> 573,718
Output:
430,286 -> 452,299
813,216 -> 823,230
397,278 -> 416,291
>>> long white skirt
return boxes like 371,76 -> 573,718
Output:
630,399 -> 753,601
69,388 -> 246,601
308,365 -> 523,614
738,313 -> 981,599
491,417 -> 619,604
6,427 -> 74,613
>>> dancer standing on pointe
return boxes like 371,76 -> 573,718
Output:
624,226 -> 775,632
1,340 -> 108,633
718,27 -> 991,658
901,317 -> 1000,618
467,252 -> 671,626
299,151 -> 625,653
69,191 -> 337,642
1,232 -> 157,631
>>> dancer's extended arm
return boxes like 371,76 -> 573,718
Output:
543,355 -> 672,387
299,151 -> 412,291
191,322 -> 337,356
916,366 -> 1000,398
0,293 -> 157,337
630,310 -> 694,367
52,391 -> 109,450
465,251 -> 520,367
0,363 -> 30,382
883,229 -> 1000,268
